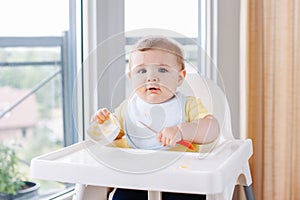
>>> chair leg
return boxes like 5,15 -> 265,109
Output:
148,190 -> 162,200
206,182 -> 235,200
243,185 -> 255,200
72,184 -> 109,200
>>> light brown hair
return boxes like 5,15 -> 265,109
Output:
130,35 -> 185,70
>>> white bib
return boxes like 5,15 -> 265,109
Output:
124,92 -> 186,150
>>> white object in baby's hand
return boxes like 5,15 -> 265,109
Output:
87,115 -> 120,144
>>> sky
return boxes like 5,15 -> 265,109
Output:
125,0 -> 198,37
0,0 -> 198,37
0,0 -> 69,36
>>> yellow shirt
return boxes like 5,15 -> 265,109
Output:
112,96 -> 210,152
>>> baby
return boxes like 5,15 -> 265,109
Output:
92,35 -> 219,150
90,35 -> 220,200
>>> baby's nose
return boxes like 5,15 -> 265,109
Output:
147,76 -> 159,82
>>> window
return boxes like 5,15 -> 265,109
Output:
0,0 -> 79,198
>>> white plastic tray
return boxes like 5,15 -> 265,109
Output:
30,139 -> 252,195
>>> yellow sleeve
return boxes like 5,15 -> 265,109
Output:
113,100 -> 128,136
185,96 -> 211,122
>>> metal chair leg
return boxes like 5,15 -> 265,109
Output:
243,184 -> 255,200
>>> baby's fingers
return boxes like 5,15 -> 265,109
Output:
101,108 -> 110,117
156,132 -> 162,141
157,134 -> 171,146
96,115 -> 105,123
157,132 -> 168,146
95,108 -> 110,124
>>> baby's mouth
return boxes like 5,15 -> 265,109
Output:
147,86 -> 160,92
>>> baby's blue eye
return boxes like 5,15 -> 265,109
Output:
137,68 -> 147,74
158,67 -> 168,73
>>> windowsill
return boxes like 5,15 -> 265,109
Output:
45,187 -> 75,200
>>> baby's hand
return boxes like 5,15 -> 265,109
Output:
157,126 -> 182,147
93,108 -> 110,124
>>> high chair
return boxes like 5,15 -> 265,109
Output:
30,74 -> 254,200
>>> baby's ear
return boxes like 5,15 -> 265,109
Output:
126,63 -> 132,78
177,69 -> 186,86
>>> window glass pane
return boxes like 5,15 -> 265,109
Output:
125,0 -> 198,37
0,0 -> 73,198
0,0 -> 69,36
0,45 -> 68,198
125,0 -> 199,77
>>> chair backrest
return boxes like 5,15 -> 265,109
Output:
179,73 -> 234,140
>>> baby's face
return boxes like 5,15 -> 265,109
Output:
129,50 -> 186,104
